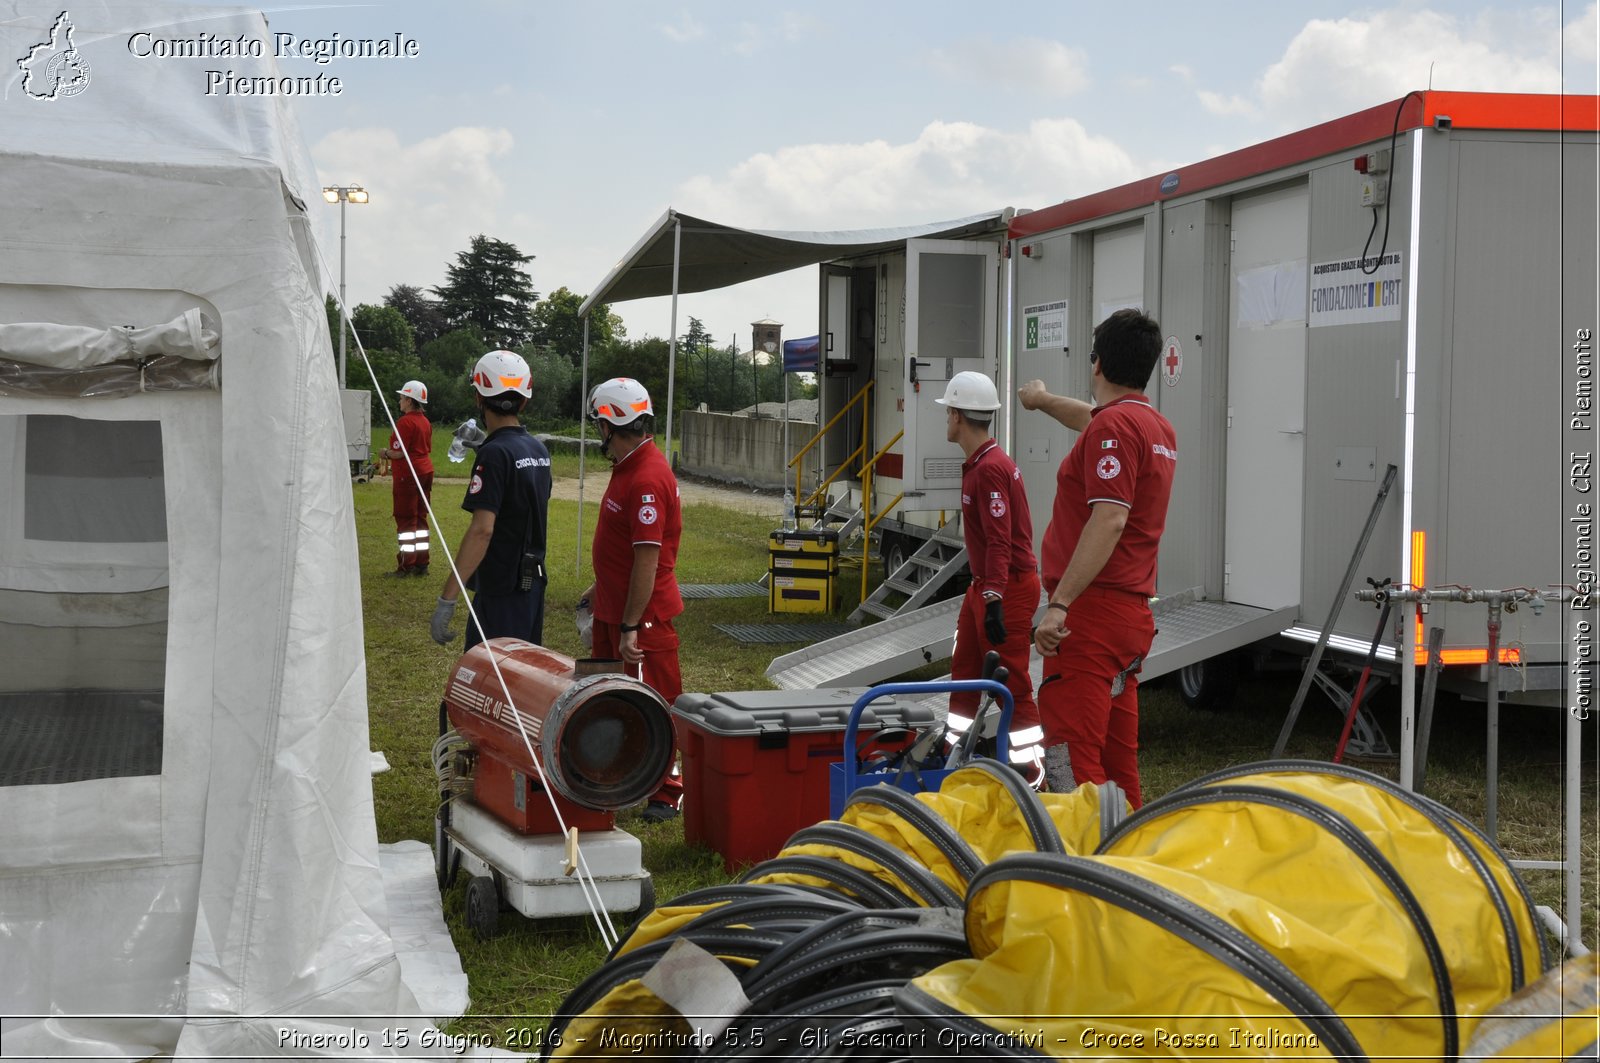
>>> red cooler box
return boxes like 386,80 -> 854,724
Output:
672,690 -> 936,871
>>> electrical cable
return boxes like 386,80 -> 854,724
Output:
1360,90 -> 1426,275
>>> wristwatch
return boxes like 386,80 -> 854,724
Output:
619,622 -> 642,633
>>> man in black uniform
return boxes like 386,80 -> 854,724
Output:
430,349 -> 553,650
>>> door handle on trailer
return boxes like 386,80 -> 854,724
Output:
1278,427 -> 1305,435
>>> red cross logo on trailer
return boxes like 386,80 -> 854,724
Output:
1163,336 -> 1182,387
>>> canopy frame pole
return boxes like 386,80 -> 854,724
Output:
576,315 -> 591,574
664,218 -> 682,461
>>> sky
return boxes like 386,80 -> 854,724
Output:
62,1 -> 1600,351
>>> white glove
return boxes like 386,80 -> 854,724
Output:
575,598 -> 594,652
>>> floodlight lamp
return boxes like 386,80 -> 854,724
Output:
322,187 -> 341,204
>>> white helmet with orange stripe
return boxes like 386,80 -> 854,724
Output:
471,350 -> 533,399
587,377 -> 653,427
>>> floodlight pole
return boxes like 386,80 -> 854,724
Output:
321,184 -> 368,387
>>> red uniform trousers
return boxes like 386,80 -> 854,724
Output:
1038,586 -> 1154,808
592,617 -> 684,803
949,570 -> 1042,736
392,470 -> 433,572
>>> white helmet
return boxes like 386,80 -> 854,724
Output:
588,377 -> 653,426
471,350 -> 533,398
935,371 -> 1002,412
396,379 -> 428,404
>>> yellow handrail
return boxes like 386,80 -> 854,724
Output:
856,428 -> 904,603
789,380 -> 874,510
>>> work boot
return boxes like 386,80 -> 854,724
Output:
411,565 -> 430,577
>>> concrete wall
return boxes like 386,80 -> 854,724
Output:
678,410 -> 821,491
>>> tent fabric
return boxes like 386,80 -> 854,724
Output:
578,209 -> 1009,314
0,310 -> 219,370
0,3 -> 430,1057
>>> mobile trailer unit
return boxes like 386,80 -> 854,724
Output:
1007,90 -> 1597,709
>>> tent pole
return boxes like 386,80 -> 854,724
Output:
665,218 -> 682,462
577,315 -> 591,574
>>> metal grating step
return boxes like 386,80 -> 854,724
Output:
679,582 -> 768,599
714,622 -> 856,645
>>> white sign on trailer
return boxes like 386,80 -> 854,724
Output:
1308,252 -> 1405,327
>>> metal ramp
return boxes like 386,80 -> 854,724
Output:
767,597 -> 961,690
849,526 -> 967,622
769,589 -> 1295,700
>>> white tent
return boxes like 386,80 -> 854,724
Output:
0,3 -> 424,1056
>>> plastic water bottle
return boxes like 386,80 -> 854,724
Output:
782,489 -> 797,530
447,417 -> 479,463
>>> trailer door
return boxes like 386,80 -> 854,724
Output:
901,237 -> 999,506
1225,184 -> 1309,609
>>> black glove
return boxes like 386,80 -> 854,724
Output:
984,597 -> 1006,645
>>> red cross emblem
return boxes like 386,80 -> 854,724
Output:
1163,336 -> 1182,387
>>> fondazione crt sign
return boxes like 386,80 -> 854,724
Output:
1308,252 -> 1404,328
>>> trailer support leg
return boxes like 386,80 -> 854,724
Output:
1274,465 -> 1397,757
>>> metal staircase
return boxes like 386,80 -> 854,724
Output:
849,525 -> 967,622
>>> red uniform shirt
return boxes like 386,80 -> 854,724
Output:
592,439 -> 683,624
959,440 -> 1037,595
1040,395 -> 1177,596
390,410 -> 434,479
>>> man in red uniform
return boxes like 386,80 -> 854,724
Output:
580,377 -> 685,821
1021,309 -> 1176,807
383,380 -> 434,577
935,371 -> 1045,782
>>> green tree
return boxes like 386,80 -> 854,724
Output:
384,283 -> 449,347
351,304 -> 415,360
432,235 -> 538,348
419,327 -> 488,378
519,345 -> 579,427
529,286 -> 624,363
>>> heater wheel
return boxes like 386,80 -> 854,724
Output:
623,874 -> 656,926
434,800 -> 460,891
465,876 -> 500,939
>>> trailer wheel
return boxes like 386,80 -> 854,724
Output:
434,800 -> 460,892
1178,654 -> 1239,712
881,534 -> 908,578
465,876 -> 500,939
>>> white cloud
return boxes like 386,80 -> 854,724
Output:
928,37 -> 1090,97
677,116 -> 1144,231
1234,8 -> 1568,128
1198,89 -> 1257,117
659,12 -> 705,44
311,126 -> 517,303
1567,3 -> 1598,65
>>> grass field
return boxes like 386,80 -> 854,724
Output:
353,469 -> 1597,1039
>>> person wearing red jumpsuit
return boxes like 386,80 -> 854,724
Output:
581,377 -> 685,821
384,380 -> 434,577
1022,309 -> 1176,807
935,371 -> 1045,783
